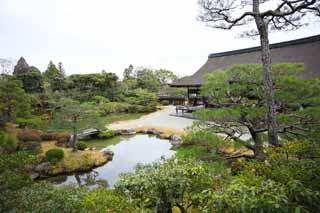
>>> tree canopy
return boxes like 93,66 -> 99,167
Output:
194,63 -> 320,159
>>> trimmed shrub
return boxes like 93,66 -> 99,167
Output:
45,148 -> 64,163
17,129 -> 42,142
40,132 -> 57,141
98,129 -> 116,139
76,142 -> 87,151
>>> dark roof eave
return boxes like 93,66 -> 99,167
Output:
169,83 -> 201,88
209,34 -> 320,58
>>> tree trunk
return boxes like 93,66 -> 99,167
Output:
249,128 -> 266,160
70,121 -> 78,152
253,0 -> 279,146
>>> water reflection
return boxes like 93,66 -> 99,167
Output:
49,134 -> 175,188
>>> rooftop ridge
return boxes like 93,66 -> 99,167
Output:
209,34 -> 320,58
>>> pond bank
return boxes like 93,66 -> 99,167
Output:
34,141 -> 112,178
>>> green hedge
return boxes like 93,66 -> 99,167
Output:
45,148 -> 64,163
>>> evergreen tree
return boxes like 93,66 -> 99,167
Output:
0,76 -> 31,124
44,61 -> 66,91
195,63 -> 320,159
13,57 -> 29,75
13,57 -> 44,93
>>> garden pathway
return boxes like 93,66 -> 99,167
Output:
107,106 -> 194,131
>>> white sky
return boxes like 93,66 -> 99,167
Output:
1,0 -> 320,77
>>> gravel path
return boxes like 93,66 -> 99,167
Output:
107,106 -> 194,131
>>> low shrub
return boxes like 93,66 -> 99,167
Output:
45,148 -> 64,163
19,141 -> 42,153
40,132 -> 57,141
161,100 -> 170,106
98,129 -> 116,139
17,129 -> 42,142
56,133 -> 70,147
99,102 -> 129,115
0,131 -> 17,153
16,117 -> 41,129
76,142 -> 87,151
127,105 -> 140,113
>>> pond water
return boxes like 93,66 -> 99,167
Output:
47,134 -> 176,188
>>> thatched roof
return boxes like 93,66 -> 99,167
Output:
171,35 -> 320,87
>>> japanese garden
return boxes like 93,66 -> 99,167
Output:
1,0 -> 320,212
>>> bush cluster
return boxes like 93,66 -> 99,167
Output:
98,129 -> 116,139
16,117 -> 41,129
76,142 -> 87,150
45,148 -> 64,163
17,129 -> 42,142
56,133 -> 70,147
0,131 -> 17,153
40,132 -> 57,141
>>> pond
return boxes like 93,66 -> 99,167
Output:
46,134 -> 176,188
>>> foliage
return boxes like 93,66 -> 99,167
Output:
79,188 -> 136,212
0,75 -> 31,122
45,148 -> 64,163
195,63 -> 320,159
0,131 -> 17,153
98,128 -> 116,139
3,182 -> 86,213
116,157 -> 213,212
76,141 -> 87,150
0,151 -> 38,195
16,117 -> 41,128
51,98 -> 99,150
40,132 -> 57,141
98,102 -> 129,115
44,61 -> 66,92
17,129 -> 42,142
216,173 -> 288,212
56,133 -> 70,146
182,130 -> 223,151
68,71 -> 118,101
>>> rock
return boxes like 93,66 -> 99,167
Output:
118,128 -> 136,135
90,147 -> 96,151
34,162 -> 50,176
29,172 -> 40,180
101,149 -> 114,161
145,128 -> 164,135
170,134 -> 182,142
84,148 -> 90,151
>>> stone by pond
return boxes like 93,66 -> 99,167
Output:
46,134 -> 176,188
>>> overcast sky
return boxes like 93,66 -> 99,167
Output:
1,0 -> 320,77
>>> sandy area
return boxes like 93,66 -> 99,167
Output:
107,106 -> 194,132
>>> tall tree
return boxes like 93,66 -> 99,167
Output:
58,62 -> 66,78
51,98 -> 99,151
13,57 -> 29,75
13,57 -> 44,93
0,76 -> 31,124
198,0 -> 320,146
195,64 -> 320,159
44,61 -> 66,91
123,64 -> 134,81
155,69 -> 177,85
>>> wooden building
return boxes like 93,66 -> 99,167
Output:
170,34 -> 320,106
